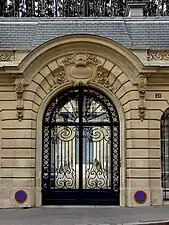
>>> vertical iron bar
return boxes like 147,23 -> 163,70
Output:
164,119 -> 166,199
54,0 -> 57,17
79,87 -> 83,191
106,136 -> 109,188
161,119 -> 164,199
53,126 -> 56,189
102,129 -> 104,186
56,127 -> 59,185
164,118 -> 166,199
13,0 -> 15,16
48,122 -> 52,190
32,0 -> 35,16
167,117 -> 169,199
99,128 -> 101,168
118,125 -> 120,193
110,123 -> 113,191
61,135 -> 63,166
83,0 -> 85,16
74,127 -> 77,188
84,131 -> 85,189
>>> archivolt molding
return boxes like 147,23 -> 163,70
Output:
16,51 -> 139,121
31,52 -> 136,119
17,34 -> 143,84
41,52 -> 127,92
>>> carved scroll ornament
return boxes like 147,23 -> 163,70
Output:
0,51 -> 15,61
62,53 -> 100,67
51,53 -> 101,86
14,74 -> 25,121
147,50 -> 169,61
52,65 -> 70,88
137,74 -> 147,121
89,65 -> 114,92
52,53 -> 116,92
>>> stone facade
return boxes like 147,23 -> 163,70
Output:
0,34 -> 168,208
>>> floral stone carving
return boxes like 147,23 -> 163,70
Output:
59,53 -> 100,85
14,74 -> 25,121
89,65 -> 114,92
137,74 -> 147,121
52,65 -> 70,88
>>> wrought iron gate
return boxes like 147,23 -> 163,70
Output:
42,86 -> 120,205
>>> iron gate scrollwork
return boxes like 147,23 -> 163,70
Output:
42,86 -> 120,205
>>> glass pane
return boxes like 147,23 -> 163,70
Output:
50,89 -> 79,123
82,126 -> 111,189
55,98 -> 79,123
162,111 -> 169,200
83,96 -> 110,123
50,126 -> 79,189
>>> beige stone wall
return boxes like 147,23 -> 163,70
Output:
0,34 -> 168,208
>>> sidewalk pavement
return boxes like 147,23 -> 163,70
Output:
0,205 -> 169,225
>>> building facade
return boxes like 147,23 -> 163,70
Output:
0,17 -> 169,208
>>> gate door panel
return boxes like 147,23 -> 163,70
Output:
42,87 -> 120,205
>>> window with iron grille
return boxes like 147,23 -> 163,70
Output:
161,109 -> 169,200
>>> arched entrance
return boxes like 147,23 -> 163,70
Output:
42,86 -> 120,205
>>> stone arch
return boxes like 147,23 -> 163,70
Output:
19,34 -> 144,207
25,56 -> 133,207
24,51 -> 138,121
19,34 -> 143,84
34,82 -> 126,206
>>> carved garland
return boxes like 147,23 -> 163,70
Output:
62,53 -> 100,66
89,65 -> 114,92
137,74 -> 147,121
14,74 -> 25,121
52,65 -> 70,88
